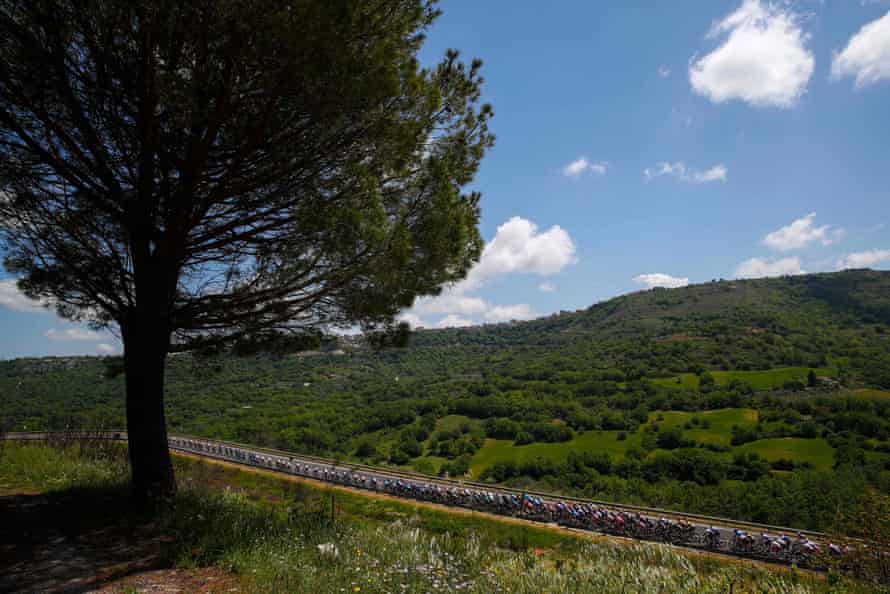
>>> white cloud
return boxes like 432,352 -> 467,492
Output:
45,328 -> 103,341
404,216 -> 574,326
734,256 -> 805,278
632,273 -> 690,289
837,249 -> 890,269
693,164 -> 729,183
464,216 -> 576,289
643,162 -> 727,183
484,304 -> 536,323
96,343 -> 116,355
538,281 -> 555,293
412,291 -> 488,316
689,0 -> 814,108
436,314 -> 473,329
0,279 -> 49,313
397,313 -> 426,329
562,157 -> 608,178
658,65 -> 672,78
831,10 -> 890,88
762,212 -> 842,251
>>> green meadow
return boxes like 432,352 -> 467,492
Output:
468,431 -> 645,476
650,367 -> 836,390
458,408 -> 842,477
735,438 -> 835,471
649,408 -> 758,446
399,402 -> 890,482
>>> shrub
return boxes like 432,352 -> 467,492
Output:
514,431 -> 534,446
388,448 -> 410,465
354,441 -> 378,458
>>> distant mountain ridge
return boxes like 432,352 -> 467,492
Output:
415,269 -> 890,345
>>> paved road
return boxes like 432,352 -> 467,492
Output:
7,431 -> 840,567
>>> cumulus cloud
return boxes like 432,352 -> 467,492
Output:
734,256 -> 805,278
538,282 -> 555,293
643,162 -> 727,183
464,216 -> 577,289
436,314 -> 473,329
45,328 -> 103,341
837,249 -> 890,269
412,291 -> 488,316
0,279 -> 49,313
831,10 -> 890,88
762,213 -> 842,251
403,217 -> 574,327
96,343 -> 117,355
689,0 -> 814,108
633,273 -> 690,289
658,65 -> 672,78
484,304 -> 536,323
562,157 -> 608,177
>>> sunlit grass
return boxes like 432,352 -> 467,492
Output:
0,440 -> 129,493
652,408 -> 758,445
736,438 -> 836,471
650,367 -> 836,391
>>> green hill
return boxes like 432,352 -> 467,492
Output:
3,269 -> 890,530
414,268 -> 890,384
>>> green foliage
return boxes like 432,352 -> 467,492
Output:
656,427 -> 692,450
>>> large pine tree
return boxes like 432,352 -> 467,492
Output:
0,0 -> 492,499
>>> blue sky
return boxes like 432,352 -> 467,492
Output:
2,0 -> 890,357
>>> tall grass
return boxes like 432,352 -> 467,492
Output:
0,440 -> 129,492
0,442 -> 872,593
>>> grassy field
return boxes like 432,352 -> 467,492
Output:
469,431 -> 644,476
4,441 -> 863,594
650,367 -> 836,390
435,414 -> 474,431
735,438 -> 835,471
462,407 -> 842,477
650,408 -> 758,445
467,408 -> 762,475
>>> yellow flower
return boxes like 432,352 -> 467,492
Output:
353,588 -> 361,592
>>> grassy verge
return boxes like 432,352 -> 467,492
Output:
0,441 -> 871,593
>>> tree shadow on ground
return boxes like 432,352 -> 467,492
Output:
0,484 -> 171,593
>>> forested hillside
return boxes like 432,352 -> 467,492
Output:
3,269 -> 890,530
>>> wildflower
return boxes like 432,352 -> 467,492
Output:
318,543 -> 339,557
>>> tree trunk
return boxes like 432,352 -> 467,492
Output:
123,315 -> 176,501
